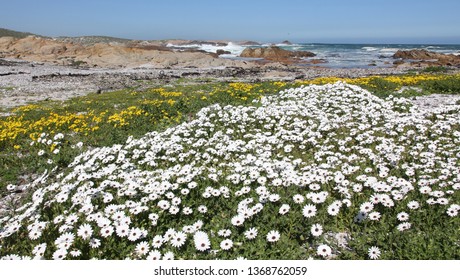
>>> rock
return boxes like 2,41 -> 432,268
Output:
0,36 -> 254,68
393,49 -> 460,66
240,46 -> 315,63
185,40 -> 227,47
239,41 -> 260,46
306,59 -> 328,64
216,49 -> 231,55
0,36 -> 16,49
280,40 -> 292,45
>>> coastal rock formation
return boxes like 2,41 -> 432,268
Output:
393,49 -> 460,66
238,41 -> 260,46
239,46 -> 315,63
216,49 -> 231,55
0,36 -> 253,68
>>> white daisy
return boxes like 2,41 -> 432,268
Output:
396,222 -> 411,232
359,202 -> 374,213
28,229 -> 42,240
135,241 -> 150,256
231,215 -> 245,227
32,243 -> 47,257
52,248 -> 68,260
316,244 -> 332,257
115,224 -> 130,237
220,239 -> 233,250
269,194 -> 280,202
152,235 -> 164,249
244,227 -> 258,240
127,228 -> 142,242
302,204 -> 317,218
163,251 -> 174,260
396,212 -> 409,221
163,228 -> 176,241
100,226 -> 114,238
293,194 -> 305,204
169,205 -> 180,215
182,207 -> 193,215
55,232 -> 75,248
193,220 -> 204,231
266,230 -> 280,243
310,223 -> 323,237
170,231 -> 187,248
278,204 -> 290,215
368,211 -> 381,221
89,238 -> 101,248
327,204 -> 340,216
197,205 -> 208,213
146,250 -> 161,260
193,231 -> 211,252
218,229 -> 232,237
447,207 -> 458,217
70,249 -> 82,258
368,246 -> 381,260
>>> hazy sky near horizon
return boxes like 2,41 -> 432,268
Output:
2,0 -> 459,43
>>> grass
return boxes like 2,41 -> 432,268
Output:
422,66 -> 449,73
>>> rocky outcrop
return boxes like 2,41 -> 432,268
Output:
238,41 -> 260,46
0,36 -> 253,68
393,49 -> 460,66
239,46 -> 315,63
216,49 -> 231,55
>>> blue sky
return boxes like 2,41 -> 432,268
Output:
1,0 -> 459,43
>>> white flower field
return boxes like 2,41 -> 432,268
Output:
1,82 -> 459,260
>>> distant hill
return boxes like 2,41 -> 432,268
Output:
0,27 -> 45,38
0,27 -> 133,45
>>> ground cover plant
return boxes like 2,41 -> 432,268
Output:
0,73 -> 459,260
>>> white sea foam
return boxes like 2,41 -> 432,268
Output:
167,42 -> 246,57
426,46 -> 441,49
378,48 -> 400,56
362,47 -> 379,52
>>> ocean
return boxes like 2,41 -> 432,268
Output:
167,42 -> 460,68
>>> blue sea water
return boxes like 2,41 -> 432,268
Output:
281,43 -> 460,68
168,42 -> 460,68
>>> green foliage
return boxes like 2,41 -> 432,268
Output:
422,66 -> 449,73
420,76 -> 460,94
360,77 -> 399,96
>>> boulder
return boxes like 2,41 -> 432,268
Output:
393,49 -> 460,66
240,46 -> 315,63
216,49 -> 231,55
